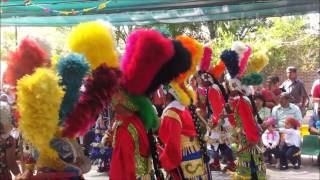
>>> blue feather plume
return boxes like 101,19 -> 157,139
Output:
220,49 -> 239,78
57,53 -> 90,125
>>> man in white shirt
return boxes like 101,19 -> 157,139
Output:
272,92 -> 303,128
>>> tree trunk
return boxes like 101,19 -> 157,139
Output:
206,21 -> 218,40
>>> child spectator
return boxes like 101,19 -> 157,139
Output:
279,117 -> 301,170
254,93 -> 271,121
262,117 -> 280,164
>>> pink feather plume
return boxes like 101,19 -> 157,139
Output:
238,45 -> 252,76
200,46 -> 212,72
120,29 -> 174,95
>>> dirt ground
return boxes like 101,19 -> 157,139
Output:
84,155 -> 319,180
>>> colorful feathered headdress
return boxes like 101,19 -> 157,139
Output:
3,37 -> 48,86
145,40 -> 192,95
68,21 -> 119,69
170,35 -> 204,106
120,29 -> 174,95
244,51 -> 269,75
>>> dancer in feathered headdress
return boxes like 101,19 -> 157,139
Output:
197,46 -> 236,172
156,36 -> 213,179
63,23 -> 184,179
220,41 -> 267,180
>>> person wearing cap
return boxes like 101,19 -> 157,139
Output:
280,66 -> 308,116
271,92 -> 303,128
310,68 -> 320,103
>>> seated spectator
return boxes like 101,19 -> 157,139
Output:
309,103 -> 320,136
272,92 -> 303,128
311,69 -> 320,103
279,118 -> 301,170
262,117 -> 280,164
254,93 -> 271,121
261,75 -> 281,109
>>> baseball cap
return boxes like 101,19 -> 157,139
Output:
286,66 -> 297,73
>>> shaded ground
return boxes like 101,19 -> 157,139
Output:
84,156 -> 319,180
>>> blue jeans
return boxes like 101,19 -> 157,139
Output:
279,144 -> 300,166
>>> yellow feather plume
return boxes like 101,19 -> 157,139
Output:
68,21 -> 119,69
50,54 -> 60,71
170,81 -> 191,106
17,68 -> 65,170
245,51 -> 269,74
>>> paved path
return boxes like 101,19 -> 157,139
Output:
84,156 -> 319,180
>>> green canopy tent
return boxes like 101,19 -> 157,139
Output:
0,0 -> 319,26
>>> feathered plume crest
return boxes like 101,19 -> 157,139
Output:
175,35 -> 204,83
240,72 -> 263,86
231,41 -> 247,60
209,60 -> 225,80
244,51 -> 269,74
17,68 -> 65,169
68,21 -> 119,69
62,65 -> 121,138
145,40 -> 191,95
169,36 -> 203,106
120,29 -> 174,95
128,95 -> 159,131
4,37 -> 48,86
200,46 -> 212,72
56,53 -> 90,125
238,45 -> 252,76
220,49 -> 239,78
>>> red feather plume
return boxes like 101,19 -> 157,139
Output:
62,65 -> 121,138
3,38 -> 48,86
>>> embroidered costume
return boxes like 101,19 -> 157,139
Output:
157,36 -> 212,180
220,41 -> 268,179
159,101 -> 208,179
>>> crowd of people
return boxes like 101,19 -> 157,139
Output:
0,20 -> 319,180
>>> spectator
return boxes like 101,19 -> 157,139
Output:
254,93 -> 271,121
261,76 -> 281,109
272,92 -> 303,128
279,118 -> 301,170
308,102 -> 320,136
311,69 -> 320,103
262,117 -> 280,164
280,66 -> 308,116
0,101 -> 20,179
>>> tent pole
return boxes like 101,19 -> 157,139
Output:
15,26 -> 18,48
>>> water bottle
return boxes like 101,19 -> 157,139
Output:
316,121 -> 320,131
